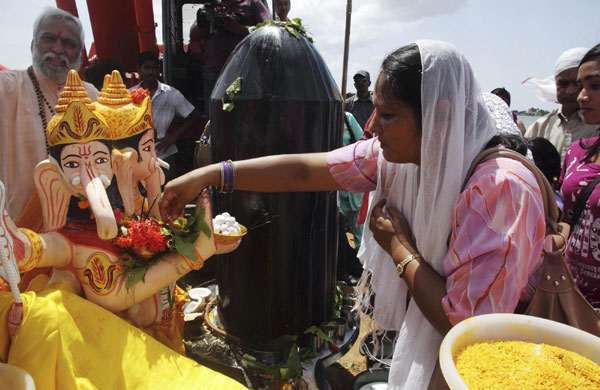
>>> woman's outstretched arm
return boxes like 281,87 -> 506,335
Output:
160,152 -> 344,220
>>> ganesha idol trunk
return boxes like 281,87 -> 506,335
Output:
210,26 -> 342,351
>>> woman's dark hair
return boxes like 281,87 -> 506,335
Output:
484,134 -> 529,157
576,44 -> 600,161
379,43 -> 422,123
527,137 -> 561,185
579,43 -> 600,67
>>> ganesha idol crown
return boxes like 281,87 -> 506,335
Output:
94,70 -> 154,141
46,70 -> 111,147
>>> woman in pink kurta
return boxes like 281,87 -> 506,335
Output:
327,137 -> 545,324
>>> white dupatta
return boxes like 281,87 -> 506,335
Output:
357,40 -> 498,389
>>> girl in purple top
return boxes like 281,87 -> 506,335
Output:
560,43 -> 600,308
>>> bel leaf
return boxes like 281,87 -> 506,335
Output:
126,267 -> 148,289
171,233 -> 197,262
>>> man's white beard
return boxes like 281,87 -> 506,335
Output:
32,48 -> 82,85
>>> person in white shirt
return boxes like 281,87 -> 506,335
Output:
131,51 -> 202,181
524,47 -> 599,162
0,7 -> 98,229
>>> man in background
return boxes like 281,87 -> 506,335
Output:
345,70 -> 374,130
0,7 -> 98,227
131,51 -> 202,182
491,87 -> 526,134
274,0 -> 291,22
525,47 -> 598,162
198,0 -> 270,116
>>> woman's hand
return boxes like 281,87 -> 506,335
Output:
370,199 -> 453,335
160,169 -> 208,221
369,199 -> 418,262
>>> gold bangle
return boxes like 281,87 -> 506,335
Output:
396,253 -> 422,278
17,228 -> 43,272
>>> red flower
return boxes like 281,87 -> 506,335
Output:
130,88 -> 150,104
114,217 -> 170,258
113,208 -> 126,225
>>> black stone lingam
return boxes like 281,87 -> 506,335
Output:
210,24 -> 342,351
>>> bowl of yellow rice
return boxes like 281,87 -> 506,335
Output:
439,313 -> 600,390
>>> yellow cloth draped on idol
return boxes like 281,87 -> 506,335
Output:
0,284 -> 247,390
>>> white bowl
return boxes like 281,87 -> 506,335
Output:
0,363 -> 35,390
439,313 -> 600,390
188,287 -> 211,301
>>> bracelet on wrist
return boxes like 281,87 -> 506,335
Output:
396,253 -> 422,278
219,160 -> 235,194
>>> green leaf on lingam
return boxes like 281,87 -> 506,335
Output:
222,77 -> 243,112
226,77 -> 242,96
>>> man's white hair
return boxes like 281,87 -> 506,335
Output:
32,7 -> 85,51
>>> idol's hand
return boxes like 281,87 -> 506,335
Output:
215,238 -> 242,255
369,199 -> 417,261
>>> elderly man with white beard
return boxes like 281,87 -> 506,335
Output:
0,7 -> 98,229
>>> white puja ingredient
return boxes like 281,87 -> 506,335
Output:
213,212 -> 242,235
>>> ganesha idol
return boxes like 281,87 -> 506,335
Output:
0,71 -> 237,353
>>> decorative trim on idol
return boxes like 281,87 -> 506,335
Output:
183,251 -> 205,271
16,228 -> 44,273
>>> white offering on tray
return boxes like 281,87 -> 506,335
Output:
212,212 -> 242,236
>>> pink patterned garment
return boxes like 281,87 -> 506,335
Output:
327,139 -> 546,324
560,136 -> 600,308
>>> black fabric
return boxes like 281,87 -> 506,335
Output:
344,115 -> 357,144
570,172 -> 600,232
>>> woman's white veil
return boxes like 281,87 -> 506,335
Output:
357,40 -> 498,389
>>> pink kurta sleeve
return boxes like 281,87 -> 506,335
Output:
326,138 -> 379,193
442,158 -> 546,325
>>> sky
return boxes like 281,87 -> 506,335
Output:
2,0 -> 600,112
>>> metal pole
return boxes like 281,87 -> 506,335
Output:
272,0 -> 276,20
340,0 -> 352,140
341,0 -> 352,101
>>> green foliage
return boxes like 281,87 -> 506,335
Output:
242,332 -> 317,382
250,18 -> 314,43
170,206 -> 211,263
222,77 -> 243,112
304,324 -> 334,344
243,342 -> 304,382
